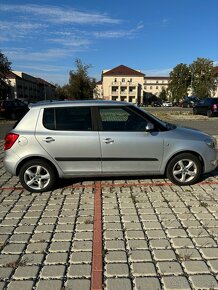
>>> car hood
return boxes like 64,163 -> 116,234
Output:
166,125 -> 213,142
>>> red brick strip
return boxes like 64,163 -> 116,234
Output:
91,181 -> 103,290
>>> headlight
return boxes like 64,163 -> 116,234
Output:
204,137 -> 216,149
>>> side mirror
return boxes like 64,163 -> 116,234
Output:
145,122 -> 154,132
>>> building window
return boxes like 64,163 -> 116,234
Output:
122,78 -> 125,83
114,78 -> 117,82
129,78 -> 132,82
156,86 -> 158,89
156,81 -> 158,84
150,86 -> 152,89
144,86 -> 147,89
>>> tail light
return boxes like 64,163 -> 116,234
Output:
212,104 -> 217,110
4,133 -> 19,150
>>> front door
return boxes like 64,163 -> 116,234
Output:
98,106 -> 164,174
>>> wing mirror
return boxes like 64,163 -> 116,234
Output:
145,122 -> 154,132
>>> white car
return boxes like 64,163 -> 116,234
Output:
162,101 -> 173,107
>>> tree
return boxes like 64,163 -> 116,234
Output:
168,63 -> 191,101
159,87 -> 168,101
54,84 -> 71,100
0,51 -> 12,99
189,57 -> 216,99
68,58 -> 96,100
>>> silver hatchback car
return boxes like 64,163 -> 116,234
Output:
3,100 -> 218,192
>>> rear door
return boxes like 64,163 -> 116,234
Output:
35,106 -> 101,175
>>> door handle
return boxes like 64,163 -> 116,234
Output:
103,138 -> 114,144
42,137 -> 55,143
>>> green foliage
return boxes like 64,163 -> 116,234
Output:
190,58 -> 216,99
159,87 -> 168,101
0,51 -> 12,99
68,58 -> 96,100
168,63 -> 191,101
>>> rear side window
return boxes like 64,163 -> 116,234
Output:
43,107 -> 92,131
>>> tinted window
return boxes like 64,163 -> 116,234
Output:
99,107 -> 148,131
43,107 -> 92,131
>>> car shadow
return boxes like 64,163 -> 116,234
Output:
53,167 -> 218,190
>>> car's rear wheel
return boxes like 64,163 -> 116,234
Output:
207,110 -> 214,117
193,108 -> 198,115
167,153 -> 202,186
19,159 -> 56,192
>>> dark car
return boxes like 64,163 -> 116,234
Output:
193,98 -> 218,117
152,101 -> 162,107
0,99 -> 29,120
181,96 -> 199,108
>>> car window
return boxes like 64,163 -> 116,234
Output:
99,107 -> 148,131
43,107 -> 92,131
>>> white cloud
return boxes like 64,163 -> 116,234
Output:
0,4 -> 121,25
93,24 -> 144,39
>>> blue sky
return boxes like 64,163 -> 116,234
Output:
1,0 -> 217,85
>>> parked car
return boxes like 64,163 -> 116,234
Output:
162,101 -> 173,107
193,98 -> 218,117
0,99 -> 29,120
152,101 -> 162,107
3,100 -> 218,192
181,96 -> 199,108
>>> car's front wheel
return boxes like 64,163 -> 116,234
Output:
19,159 -> 56,192
167,153 -> 202,186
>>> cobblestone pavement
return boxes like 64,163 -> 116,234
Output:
0,140 -> 218,290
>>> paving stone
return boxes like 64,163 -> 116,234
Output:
125,230 -> 145,239
34,225 -> 55,232
35,279 -> 63,290
41,265 -> 66,278
45,252 -> 68,264
193,237 -> 217,247
129,250 -> 152,262
128,239 -> 148,249
122,215 -> 139,222
105,263 -> 129,277
143,221 -> 162,229
208,260 -> 218,273
9,234 -> 32,243
158,261 -> 183,275
162,276 -> 191,290
105,251 -> 127,263
103,222 -> 122,230
106,278 -> 132,290
105,240 -> 126,250
72,240 -> 93,251
49,241 -> 71,252
7,280 -> 34,290
68,264 -> 91,277
104,230 -> 123,240
20,253 -> 45,265
13,265 -> 40,279
176,248 -> 202,260
0,267 -> 13,280
135,277 -> 161,290
26,242 -> 48,253
30,233 -> 52,242
182,260 -> 210,274
171,238 -> 195,248
132,262 -> 157,276
70,251 -> 92,263
200,247 -> 218,259
153,249 -> 177,261
146,230 -> 166,239
189,274 -> 218,289
65,278 -> 90,290
150,239 -> 171,249
123,222 -> 142,230
167,229 -> 188,238
2,243 -> 26,254
0,254 -> 21,267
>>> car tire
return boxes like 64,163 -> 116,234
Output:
167,153 -> 202,186
19,159 -> 56,192
193,108 -> 198,115
207,110 -> 214,117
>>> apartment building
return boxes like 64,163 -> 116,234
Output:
4,71 -> 56,101
95,65 -> 169,104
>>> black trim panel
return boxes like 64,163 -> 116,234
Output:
55,157 -> 158,162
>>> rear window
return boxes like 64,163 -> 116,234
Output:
43,107 -> 92,131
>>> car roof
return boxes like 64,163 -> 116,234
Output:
29,100 -> 131,108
